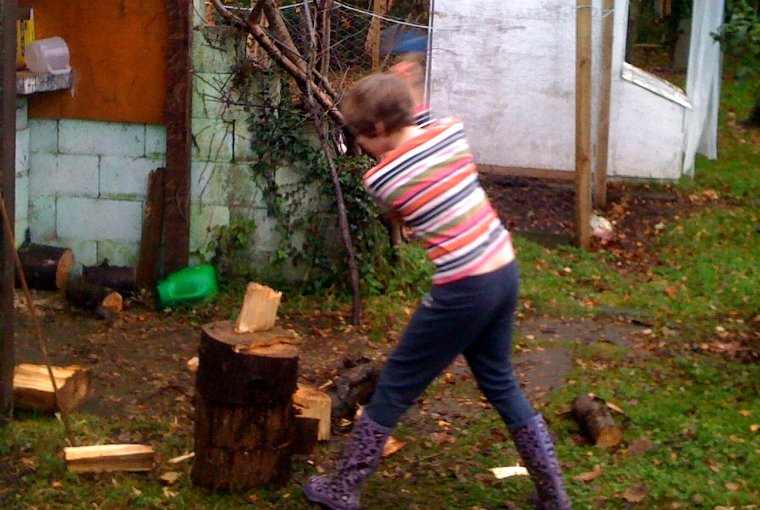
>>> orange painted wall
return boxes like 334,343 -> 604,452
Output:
21,0 -> 168,124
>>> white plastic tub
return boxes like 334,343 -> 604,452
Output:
24,36 -> 71,75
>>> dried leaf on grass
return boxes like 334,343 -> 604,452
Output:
573,465 -> 603,482
382,436 -> 405,458
621,484 -> 649,503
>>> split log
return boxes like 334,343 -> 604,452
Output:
65,276 -> 123,318
83,259 -> 136,295
293,416 -> 320,455
191,320 -> 301,491
63,444 -> 155,473
234,282 -> 282,333
16,243 -> 74,290
13,363 -> 90,414
571,393 -> 624,448
329,361 -> 381,420
293,383 -> 332,441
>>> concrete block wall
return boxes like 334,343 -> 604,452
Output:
15,9 -> 327,281
27,117 -> 165,268
190,22 -> 325,278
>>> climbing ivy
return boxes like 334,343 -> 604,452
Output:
208,63 -> 397,294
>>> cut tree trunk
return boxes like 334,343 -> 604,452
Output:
191,320 -> 301,491
65,276 -> 123,319
13,363 -> 90,414
293,383 -> 332,441
571,393 -> 623,448
83,260 -> 136,295
234,282 -> 282,333
63,444 -> 155,473
16,243 -> 74,290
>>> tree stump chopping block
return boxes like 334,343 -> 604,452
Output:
191,321 -> 300,491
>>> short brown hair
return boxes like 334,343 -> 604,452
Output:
341,73 -> 414,138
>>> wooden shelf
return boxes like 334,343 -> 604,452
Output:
17,70 -> 72,96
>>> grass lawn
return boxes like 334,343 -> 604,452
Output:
1,77 -> 758,509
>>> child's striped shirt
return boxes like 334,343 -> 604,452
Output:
363,117 -> 511,285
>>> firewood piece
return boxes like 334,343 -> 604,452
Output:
16,243 -> 74,290
196,321 -> 299,406
13,363 -> 90,414
571,393 -> 624,448
235,282 -> 282,333
329,361 -> 381,420
83,259 -> 136,295
136,168 -> 165,290
63,444 -> 155,473
293,416 -> 319,455
65,276 -> 123,318
293,383 -> 332,441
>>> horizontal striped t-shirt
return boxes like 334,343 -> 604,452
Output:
363,117 -> 511,285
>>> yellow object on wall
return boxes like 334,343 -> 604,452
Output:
16,7 -> 35,69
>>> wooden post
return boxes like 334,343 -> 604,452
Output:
368,0 -> 389,71
164,0 -> 193,275
0,0 -> 17,420
575,0 -> 592,249
594,0 -> 615,208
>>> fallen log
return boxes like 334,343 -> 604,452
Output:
13,363 -> 90,414
65,276 -> 123,319
63,444 -> 155,473
235,282 -> 282,333
83,259 -> 136,295
571,393 -> 623,448
16,243 -> 74,290
293,383 -> 332,441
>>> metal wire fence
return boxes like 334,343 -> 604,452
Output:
209,1 -> 430,90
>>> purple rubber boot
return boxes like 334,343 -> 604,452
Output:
510,414 -> 572,510
303,411 -> 392,510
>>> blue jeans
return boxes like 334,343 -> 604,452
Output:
365,260 -> 535,429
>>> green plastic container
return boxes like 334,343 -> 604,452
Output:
156,264 -> 218,308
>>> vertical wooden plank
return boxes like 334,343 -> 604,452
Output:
163,0 -> 193,275
594,0 -> 615,208
0,0 -> 17,419
136,168 -> 165,290
575,0 -> 592,249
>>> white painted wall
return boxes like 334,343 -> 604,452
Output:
429,0 -> 716,181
